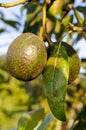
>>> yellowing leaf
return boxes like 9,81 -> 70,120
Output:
48,0 -> 63,17
43,44 -> 69,121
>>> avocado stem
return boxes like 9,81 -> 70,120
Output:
43,32 -> 55,46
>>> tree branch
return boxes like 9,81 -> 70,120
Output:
0,0 -> 28,8
69,23 -> 86,32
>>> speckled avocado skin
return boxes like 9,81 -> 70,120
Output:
6,33 -> 47,81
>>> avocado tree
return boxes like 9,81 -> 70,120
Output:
0,0 -> 86,130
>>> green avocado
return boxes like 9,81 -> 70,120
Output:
61,42 -> 80,84
6,33 -> 47,81
47,41 -> 80,84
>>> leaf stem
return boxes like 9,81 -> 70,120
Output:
43,33 -> 55,46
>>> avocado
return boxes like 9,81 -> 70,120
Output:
46,41 -> 80,84
6,33 -> 47,81
62,42 -> 80,84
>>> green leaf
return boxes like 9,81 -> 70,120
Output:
48,0 -> 62,17
26,3 -> 42,23
43,44 -> 69,121
18,108 -> 44,130
37,113 -> 54,130
76,6 -> 86,14
1,18 -> 21,30
55,14 -> 73,40
23,2 -> 42,34
74,9 -> 83,25
62,15 -> 73,27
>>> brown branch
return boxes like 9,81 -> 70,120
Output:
69,22 -> 86,32
0,0 -> 28,8
43,32 -> 55,46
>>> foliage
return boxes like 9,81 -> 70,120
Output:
43,44 -> 69,121
18,108 -> 44,130
0,56 -> 29,130
0,0 -> 86,130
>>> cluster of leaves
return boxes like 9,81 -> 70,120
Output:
23,0 -> 86,41
0,0 -> 86,130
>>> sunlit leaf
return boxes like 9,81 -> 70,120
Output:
48,0 -> 63,17
55,15 -> 73,40
62,15 -> 73,27
18,108 -> 44,130
43,44 -> 69,121
54,20 -> 61,34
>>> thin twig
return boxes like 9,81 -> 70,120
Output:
69,23 -> 86,32
73,7 -> 86,38
40,0 -> 46,40
43,32 -> 55,46
0,0 -> 28,8
42,0 -> 46,32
